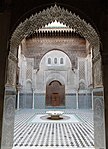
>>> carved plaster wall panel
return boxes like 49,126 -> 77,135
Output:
79,60 -> 85,80
93,57 -> 103,87
22,37 -> 85,70
4,96 -> 15,124
7,52 -> 17,86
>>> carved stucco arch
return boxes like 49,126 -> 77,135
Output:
8,4 -> 102,88
4,5 -> 104,149
10,5 -> 100,53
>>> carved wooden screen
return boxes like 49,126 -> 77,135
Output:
46,80 -> 65,107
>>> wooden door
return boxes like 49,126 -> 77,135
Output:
51,93 -> 60,106
46,80 -> 65,107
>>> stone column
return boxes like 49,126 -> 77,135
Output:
16,85 -> 21,110
103,61 -> 108,149
93,88 -> 105,149
92,44 -> 106,148
2,50 -> 17,149
2,86 -> 16,149
92,45 -> 105,149
76,91 -> 79,109
0,11 -> 14,149
17,90 -> 20,110
101,34 -> 108,149
100,12 -> 108,149
32,88 -> 35,109
92,90 -> 93,110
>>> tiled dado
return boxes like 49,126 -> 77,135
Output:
93,88 -> 105,149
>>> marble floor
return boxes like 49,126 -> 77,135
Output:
13,109 -> 94,149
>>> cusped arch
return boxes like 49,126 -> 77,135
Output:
79,79 -> 86,90
26,79 -> 32,88
46,74 -> 65,86
10,4 -> 100,55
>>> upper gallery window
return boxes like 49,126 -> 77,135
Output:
48,58 -> 51,64
47,57 -> 64,65
60,58 -> 64,64
54,58 -> 57,64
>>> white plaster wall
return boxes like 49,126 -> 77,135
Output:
19,50 -> 92,94
19,54 -> 27,91
38,50 -> 77,93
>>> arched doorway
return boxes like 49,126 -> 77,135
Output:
46,80 -> 65,107
2,4 -> 104,149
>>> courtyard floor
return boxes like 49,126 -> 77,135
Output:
12,109 -> 94,149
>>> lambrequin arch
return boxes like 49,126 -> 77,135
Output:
10,4 -> 100,52
9,4 -> 102,87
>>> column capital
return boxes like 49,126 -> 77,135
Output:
31,88 -> 35,92
16,83 -> 22,91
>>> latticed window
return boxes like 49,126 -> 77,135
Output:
48,58 -> 51,64
54,58 -> 57,64
79,61 -> 85,80
60,58 -> 63,64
